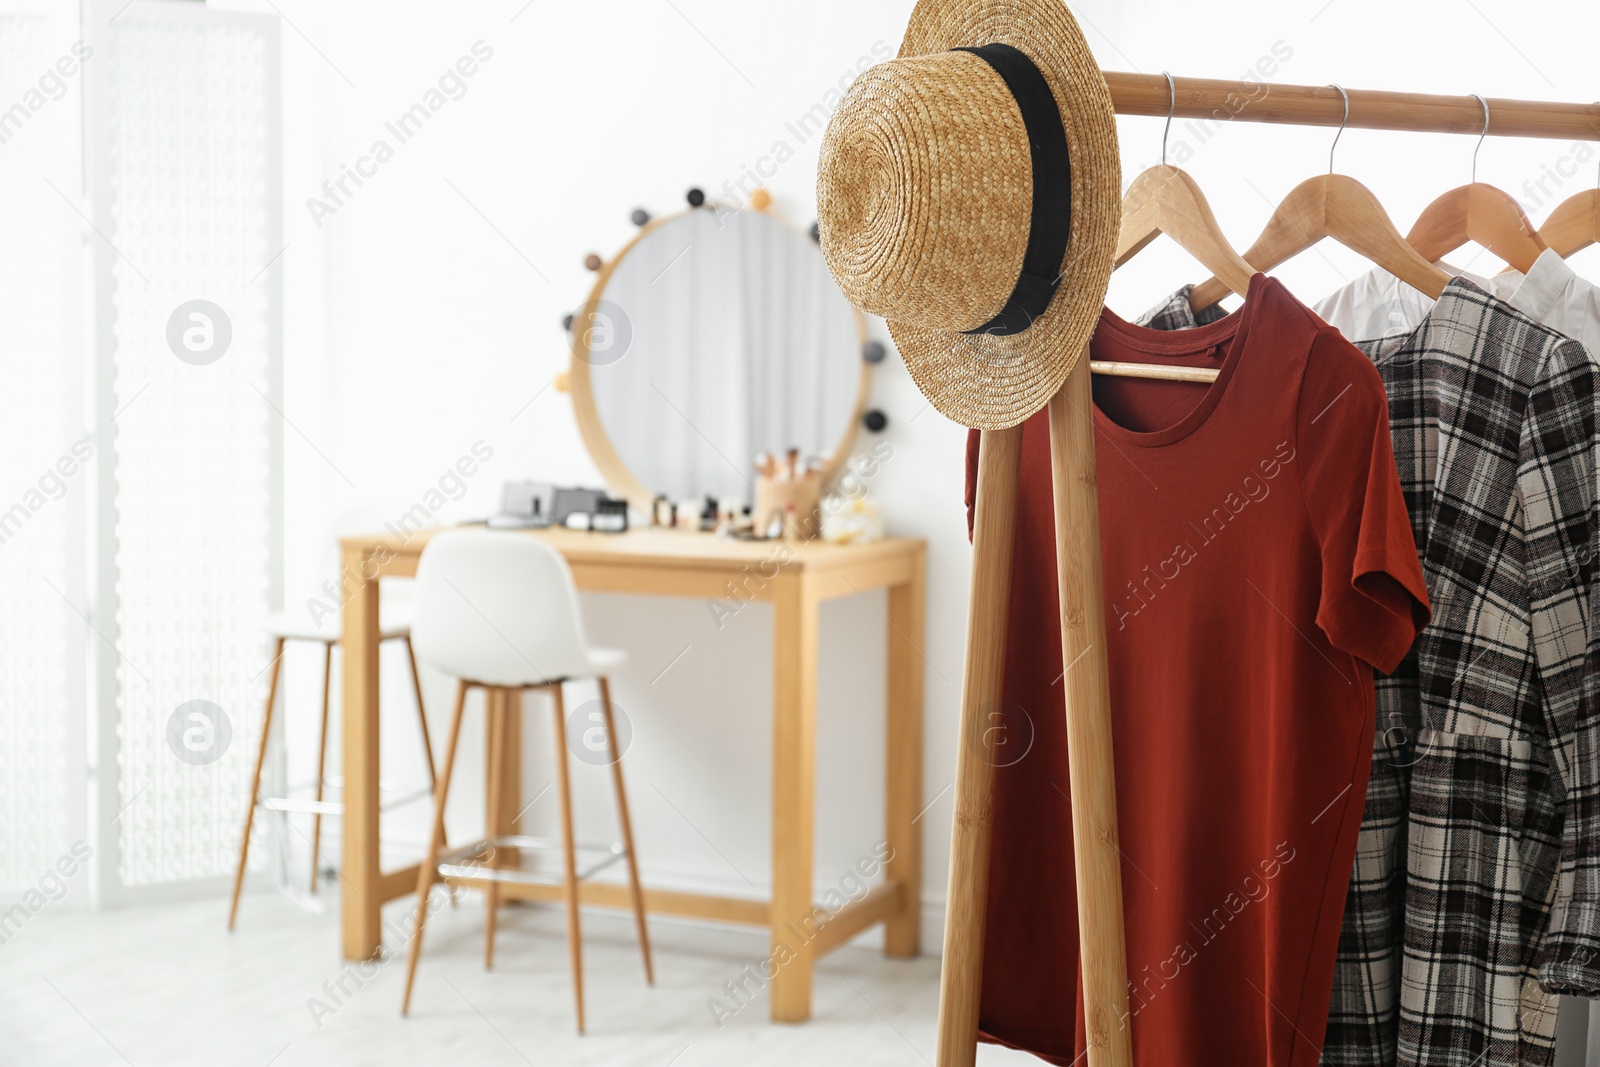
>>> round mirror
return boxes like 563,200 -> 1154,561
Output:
568,207 -> 868,509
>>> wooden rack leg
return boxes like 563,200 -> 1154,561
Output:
934,422 -> 1023,1067
1047,358 -> 1132,1066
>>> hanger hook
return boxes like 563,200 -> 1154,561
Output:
1328,84 -> 1349,174
1471,93 -> 1489,184
1161,71 -> 1175,166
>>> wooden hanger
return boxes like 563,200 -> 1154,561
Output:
1538,144 -> 1600,256
1096,74 -> 1258,384
1189,85 -> 1452,312
1407,94 -> 1546,272
1186,174 -> 1452,308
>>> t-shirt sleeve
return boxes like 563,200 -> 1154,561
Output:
1297,326 -> 1430,673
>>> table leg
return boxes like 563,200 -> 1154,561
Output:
484,689 -> 522,853
485,689 -> 505,968
770,569 -> 818,1023
502,690 -> 522,834
485,688 -> 503,829
341,546 -> 384,961
884,547 -> 926,957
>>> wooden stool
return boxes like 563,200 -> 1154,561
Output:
227,601 -> 438,927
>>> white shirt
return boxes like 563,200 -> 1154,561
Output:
1310,262 -> 1449,343
1494,249 -> 1600,359
1312,249 -> 1600,357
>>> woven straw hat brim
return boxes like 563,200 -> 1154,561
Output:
839,0 -> 1120,431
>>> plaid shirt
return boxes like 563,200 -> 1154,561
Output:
1133,283 -> 1230,332
1138,281 -> 1600,1066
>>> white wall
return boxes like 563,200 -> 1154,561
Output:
230,0 -> 1600,973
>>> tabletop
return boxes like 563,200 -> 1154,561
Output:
340,524 -> 927,577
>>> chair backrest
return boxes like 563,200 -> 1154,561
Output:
410,529 -> 595,686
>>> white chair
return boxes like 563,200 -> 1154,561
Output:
227,509 -> 440,928
400,529 -> 652,1033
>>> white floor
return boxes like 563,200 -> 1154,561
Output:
0,888 -> 1034,1066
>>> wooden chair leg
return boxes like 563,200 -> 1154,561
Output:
599,676 -> 653,985
549,682 -> 586,1034
228,637 -> 286,930
484,688 -> 507,970
309,641 -> 334,893
402,679 -> 470,1016
403,636 -> 438,789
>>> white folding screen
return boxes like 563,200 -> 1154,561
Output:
85,0 -> 281,892
0,2 -> 86,896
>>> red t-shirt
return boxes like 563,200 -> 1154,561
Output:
963,276 -> 1429,1065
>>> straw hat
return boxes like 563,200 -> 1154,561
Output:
816,0 -> 1119,430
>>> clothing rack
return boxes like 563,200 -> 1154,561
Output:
937,73 -> 1600,1067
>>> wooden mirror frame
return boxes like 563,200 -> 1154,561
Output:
566,198 -> 871,511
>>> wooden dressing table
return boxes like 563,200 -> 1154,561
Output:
337,524 -> 927,1022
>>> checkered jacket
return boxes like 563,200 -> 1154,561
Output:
1138,281 -> 1600,1066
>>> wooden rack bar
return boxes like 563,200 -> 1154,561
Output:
1105,72 -> 1600,140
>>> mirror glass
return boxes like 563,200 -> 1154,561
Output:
581,209 -> 863,505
